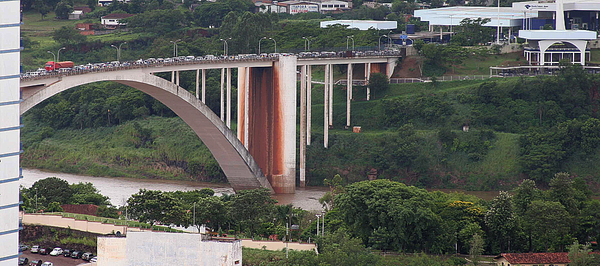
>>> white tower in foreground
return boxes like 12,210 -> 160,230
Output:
0,0 -> 22,265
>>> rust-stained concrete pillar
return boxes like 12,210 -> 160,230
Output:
201,69 -> 206,103
220,68 -> 225,121
300,65 -> 307,187
227,68 -> 232,128
307,65 -> 312,146
366,63 -> 371,101
346,63 -> 352,128
176,71 -> 180,86
324,64 -> 329,148
237,56 -> 297,193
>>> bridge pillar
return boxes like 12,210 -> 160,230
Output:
328,64 -> 333,127
346,63 -> 352,128
227,68 -> 232,128
201,69 -> 206,103
220,68 -> 225,121
196,69 -> 199,100
237,56 -> 297,193
366,63 -> 371,101
307,65 -> 312,146
324,64 -> 329,148
300,65 -> 307,187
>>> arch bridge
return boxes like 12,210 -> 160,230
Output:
20,54 -> 399,193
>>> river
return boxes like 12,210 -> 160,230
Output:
20,169 -> 328,211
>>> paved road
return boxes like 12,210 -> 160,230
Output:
20,250 -> 90,266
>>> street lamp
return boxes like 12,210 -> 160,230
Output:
321,211 -> 325,236
258,37 -> 267,54
170,39 -> 181,57
378,35 -> 388,50
302,36 -> 311,51
47,51 -> 56,62
110,45 -> 119,61
111,42 -> 127,62
219,38 -> 231,56
269,37 -> 277,53
57,47 -> 66,62
346,35 -> 355,51
315,214 -> 321,237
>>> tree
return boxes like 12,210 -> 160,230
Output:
55,1 -> 73,19
127,189 -> 185,226
469,233 -> 484,266
484,191 -> 517,253
568,241 -> 600,266
526,200 -> 572,251
53,26 -> 86,46
369,72 -> 389,98
35,0 -> 50,20
451,18 -> 493,46
230,188 -> 276,238
192,196 -> 228,232
30,177 -> 73,206
70,182 -> 110,205
47,202 -> 64,212
319,174 -> 345,211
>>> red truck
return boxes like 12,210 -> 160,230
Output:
45,61 -> 74,71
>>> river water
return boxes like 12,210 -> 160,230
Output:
20,169 -> 328,211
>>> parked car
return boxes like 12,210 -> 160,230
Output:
29,260 -> 42,266
38,248 -> 50,255
30,246 -> 39,253
49,248 -> 62,256
18,257 -> 28,265
19,245 -> 28,252
62,249 -> 71,257
41,262 -> 53,266
90,257 -> 97,263
82,252 -> 93,261
71,251 -> 83,259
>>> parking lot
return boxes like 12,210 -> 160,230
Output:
20,250 -> 91,266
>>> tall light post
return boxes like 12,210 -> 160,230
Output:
57,47 -> 66,62
302,36 -> 311,51
322,211 -> 325,236
219,38 -> 231,56
110,45 -> 119,61
47,51 -> 56,62
269,37 -> 277,53
315,214 -> 321,237
193,202 -> 196,231
170,39 -> 181,57
378,35 -> 388,50
118,42 -> 127,61
346,35 -> 355,51
258,37 -> 267,54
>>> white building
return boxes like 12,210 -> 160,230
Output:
256,1 -> 287,13
0,0 -> 22,265
69,10 -> 83,20
97,232 -> 242,266
319,0 -> 350,13
283,1 -> 320,14
101,13 -> 135,29
98,0 -> 131,6
320,20 -> 397,30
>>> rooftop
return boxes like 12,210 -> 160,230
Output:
414,6 -> 528,27
101,13 -> 136,19
496,252 -> 570,264
519,29 -> 598,40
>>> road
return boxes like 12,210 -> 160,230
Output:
20,250 -> 91,266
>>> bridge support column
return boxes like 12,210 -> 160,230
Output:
307,65 -> 312,146
220,68 -> 225,121
366,63 -> 371,101
324,64 -> 329,148
227,68 -> 232,128
196,69 -> 199,99
236,56 -> 297,193
300,65 -> 307,187
171,71 -> 175,83
328,64 -> 333,128
201,69 -> 206,103
346,63 -> 352,128
176,71 -> 180,86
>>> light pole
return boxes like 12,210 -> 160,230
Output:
47,51 -> 56,62
322,211 -> 325,236
302,36 -> 311,51
346,35 -> 355,51
170,39 -> 181,57
378,35 -> 388,50
285,216 -> 289,259
57,47 -> 66,62
219,38 -> 231,56
258,37 -> 267,54
315,214 -> 321,237
118,42 -> 127,61
110,44 -> 119,61
269,37 -> 277,53
193,202 -> 196,231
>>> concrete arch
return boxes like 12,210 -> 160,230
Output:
20,68 -> 274,193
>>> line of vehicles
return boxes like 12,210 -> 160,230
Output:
21,50 -> 401,79
19,245 -> 96,266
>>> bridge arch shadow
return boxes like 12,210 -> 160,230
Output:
20,69 -> 274,192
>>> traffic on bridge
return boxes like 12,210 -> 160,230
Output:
21,50 -> 401,80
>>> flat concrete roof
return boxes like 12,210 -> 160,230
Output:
414,6 -> 530,27
320,20 -> 397,30
519,29 -> 598,40
513,0 -> 600,12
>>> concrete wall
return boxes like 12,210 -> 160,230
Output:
241,239 -> 316,251
0,1 -> 21,264
98,232 -> 242,266
23,214 -> 128,235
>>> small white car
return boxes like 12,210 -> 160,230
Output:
30,245 -> 39,253
41,262 -> 54,266
49,247 -> 62,256
90,257 -> 98,263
